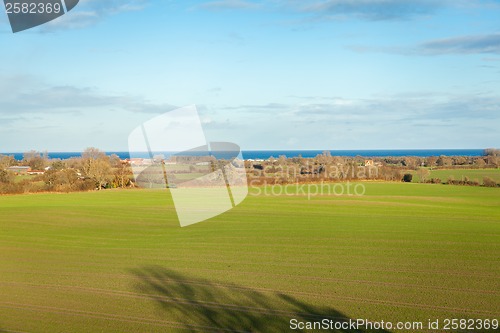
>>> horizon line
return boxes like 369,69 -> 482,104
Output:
0,148 -> 491,154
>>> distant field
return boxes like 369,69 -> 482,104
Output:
411,168 -> 500,184
0,183 -> 499,332
13,174 -> 37,183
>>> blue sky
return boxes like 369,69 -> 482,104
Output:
1,0 -> 499,152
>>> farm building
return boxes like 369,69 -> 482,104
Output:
28,170 -> 45,175
7,166 -> 31,174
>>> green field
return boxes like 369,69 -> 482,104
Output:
0,183 -> 499,332
411,168 -> 500,184
13,174 -> 37,183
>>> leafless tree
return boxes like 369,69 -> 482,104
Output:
416,168 -> 430,183
82,147 -> 111,190
426,156 -> 438,169
0,155 -> 16,170
113,163 -> 132,188
23,150 -> 47,170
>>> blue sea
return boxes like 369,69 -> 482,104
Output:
3,149 -> 486,161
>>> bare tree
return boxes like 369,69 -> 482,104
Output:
0,155 -> 16,170
483,148 -> 499,157
436,155 -> 452,167
277,155 -> 287,166
82,147 -> 105,161
109,154 -> 122,168
483,177 -> 497,187
113,163 -> 132,188
416,168 -> 430,183
403,157 -> 418,169
426,156 -> 438,169
82,147 -> 111,190
474,157 -> 486,167
0,170 -> 14,183
23,150 -> 47,170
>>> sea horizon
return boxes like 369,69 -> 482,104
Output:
1,149 -> 488,160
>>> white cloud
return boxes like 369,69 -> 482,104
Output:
297,0 -> 441,21
197,0 -> 263,11
41,0 -> 149,31
420,34 -> 500,55
0,75 -> 176,115
202,92 -> 500,149
349,33 -> 500,56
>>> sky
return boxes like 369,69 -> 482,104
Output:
0,0 -> 499,152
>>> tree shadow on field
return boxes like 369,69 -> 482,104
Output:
130,266 -> 391,333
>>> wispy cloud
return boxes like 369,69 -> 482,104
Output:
219,92 -> 500,123
201,92 -> 500,149
221,103 -> 289,112
195,0 -> 445,20
0,116 -> 25,125
0,75 -> 179,151
193,0 -> 500,23
349,33 -> 500,56
40,0 -> 149,31
192,0 -> 443,22
420,33 -> 500,55
197,0 -> 262,11
296,0 -> 441,21
0,75 -> 175,115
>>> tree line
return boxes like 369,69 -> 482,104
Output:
1,148 -> 499,195
0,148 -> 133,194
246,150 -> 499,187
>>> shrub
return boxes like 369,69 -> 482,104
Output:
416,168 -> 430,182
0,182 -> 24,194
483,177 -> 497,187
0,170 -> 14,184
402,174 -> 413,182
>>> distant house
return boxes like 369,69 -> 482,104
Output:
153,154 -> 166,163
364,160 -> 382,167
128,158 -> 141,165
129,158 -> 153,166
364,160 -> 375,167
28,170 -> 45,175
7,166 -> 31,174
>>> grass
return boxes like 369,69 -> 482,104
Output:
0,183 -> 499,332
411,168 -> 500,184
13,174 -> 37,183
